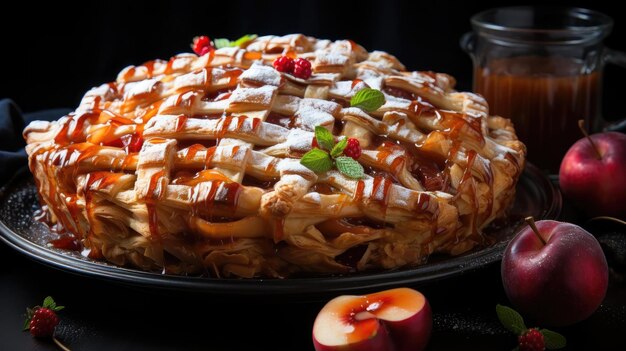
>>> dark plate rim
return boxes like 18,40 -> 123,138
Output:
0,163 -> 561,296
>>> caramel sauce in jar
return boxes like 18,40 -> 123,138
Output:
474,56 -> 600,171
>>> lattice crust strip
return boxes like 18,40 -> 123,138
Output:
23,34 -> 526,278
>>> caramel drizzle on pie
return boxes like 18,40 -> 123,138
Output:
23,34 -> 526,278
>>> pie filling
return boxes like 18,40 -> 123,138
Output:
24,34 -> 526,278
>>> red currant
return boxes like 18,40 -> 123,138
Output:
292,58 -> 312,79
273,56 -> 295,73
344,138 -> 362,159
192,36 -> 213,56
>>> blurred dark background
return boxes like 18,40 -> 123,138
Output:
1,0 -> 625,120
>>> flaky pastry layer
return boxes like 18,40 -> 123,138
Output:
24,34 -> 525,278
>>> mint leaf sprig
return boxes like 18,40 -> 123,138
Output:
496,304 -> 566,350
300,149 -> 333,173
496,304 -> 526,335
214,34 -> 258,49
300,126 -> 364,179
350,88 -> 385,112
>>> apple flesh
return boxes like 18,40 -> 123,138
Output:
502,219 -> 608,326
312,287 -> 432,351
559,131 -> 626,219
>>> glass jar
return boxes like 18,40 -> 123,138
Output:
461,6 -> 626,172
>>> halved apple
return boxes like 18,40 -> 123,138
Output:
312,287 -> 432,351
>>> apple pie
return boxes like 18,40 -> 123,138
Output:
23,34 -> 525,278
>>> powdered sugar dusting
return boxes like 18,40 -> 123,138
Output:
230,85 -> 277,106
316,52 -> 349,66
174,69 -> 208,90
239,62 -> 282,86
381,95 -> 412,110
284,129 -> 314,151
123,79 -> 161,100
300,98 -> 341,115
296,107 -> 335,131
22,33 -> 526,278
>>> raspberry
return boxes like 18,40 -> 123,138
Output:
29,308 -> 59,338
198,46 -> 211,56
273,56 -> 295,73
343,138 -> 361,159
192,36 -> 213,56
292,58 -> 312,79
518,328 -> 545,351
311,136 -> 319,148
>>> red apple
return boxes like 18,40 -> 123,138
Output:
312,287 -> 432,351
559,128 -> 626,219
502,218 -> 608,326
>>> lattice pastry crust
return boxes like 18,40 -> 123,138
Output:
24,34 -> 525,278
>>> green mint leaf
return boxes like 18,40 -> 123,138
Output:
541,329 -> 567,349
43,296 -> 55,309
314,126 -> 335,151
232,34 -> 257,47
54,305 -> 65,312
350,88 -> 385,112
335,156 -> 364,179
496,305 -> 527,335
23,308 -> 33,330
214,35 -> 258,49
300,149 -> 333,173
331,138 -> 348,158
213,38 -> 231,49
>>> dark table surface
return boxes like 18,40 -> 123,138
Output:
1,183 -> 625,350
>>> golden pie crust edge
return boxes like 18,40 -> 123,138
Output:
23,34 -> 526,278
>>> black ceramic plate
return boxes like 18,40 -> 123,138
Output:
0,164 -> 560,298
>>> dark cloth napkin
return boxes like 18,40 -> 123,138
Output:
0,99 -> 71,184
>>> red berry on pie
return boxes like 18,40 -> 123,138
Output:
292,58 -> 312,79
518,328 -> 545,351
28,308 -> 59,338
344,138 -> 361,159
192,36 -> 213,56
311,136 -> 319,148
198,46 -> 211,56
273,56 -> 295,73
22,34 -> 527,279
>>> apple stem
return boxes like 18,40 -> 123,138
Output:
525,216 -> 546,246
578,120 -> 602,160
